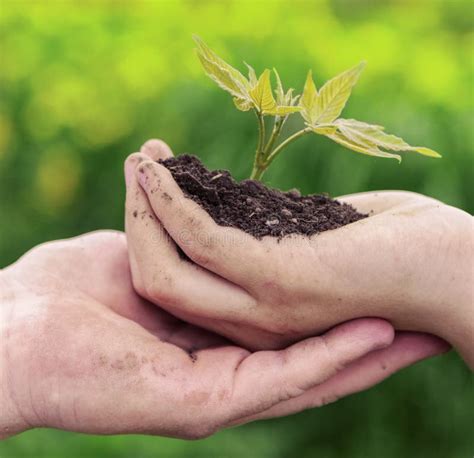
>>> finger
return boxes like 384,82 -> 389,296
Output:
140,138 -> 174,160
232,332 -> 449,424
336,190 -> 440,215
227,318 -> 394,421
135,159 -> 265,287
124,154 -> 257,326
124,152 -> 150,187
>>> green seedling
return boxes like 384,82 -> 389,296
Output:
194,35 -> 441,181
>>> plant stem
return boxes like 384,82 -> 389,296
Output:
250,127 -> 311,180
255,110 -> 265,154
265,127 -> 312,168
250,163 -> 266,181
263,117 -> 284,157
251,111 -> 266,179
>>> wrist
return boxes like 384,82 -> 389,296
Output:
430,285 -> 473,369
401,210 -> 473,367
0,269 -> 32,439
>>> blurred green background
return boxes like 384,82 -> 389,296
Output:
0,0 -> 473,456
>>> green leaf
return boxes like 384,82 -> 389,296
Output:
193,35 -> 250,99
299,70 -> 318,124
325,131 -> 402,161
249,69 -> 278,114
335,118 -> 442,158
313,62 -> 365,124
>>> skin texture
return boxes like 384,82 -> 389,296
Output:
124,140 -> 473,367
0,231 -> 449,440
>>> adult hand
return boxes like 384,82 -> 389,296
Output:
125,140 -> 471,366
1,231 -> 445,440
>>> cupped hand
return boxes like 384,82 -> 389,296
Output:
125,140 -> 454,349
1,231 -> 445,439
124,140 -> 471,365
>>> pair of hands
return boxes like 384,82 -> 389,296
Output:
1,137 -> 468,439
0,231 -> 447,439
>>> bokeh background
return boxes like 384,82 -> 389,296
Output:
1,0 -> 473,456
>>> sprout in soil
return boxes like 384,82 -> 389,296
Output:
194,35 -> 441,181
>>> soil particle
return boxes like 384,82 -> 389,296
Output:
159,154 -> 367,238
187,350 -> 198,363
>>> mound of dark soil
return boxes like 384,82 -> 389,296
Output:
159,154 -> 367,238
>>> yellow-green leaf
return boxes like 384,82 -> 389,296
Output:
245,62 -> 258,87
299,70 -> 318,124
335,118 -> 384,130
266,105 -> 302,116
194,35 -> 250,99
313,62 -> 365,124
273,68 -> 299,111
233,97 -> 253,112
249,69 -> 277,114
409,146 -> 442,158
335,118 -> 442,158
312,125 -> 337,135
273,68 -> 285,105
325,131 -> 402,161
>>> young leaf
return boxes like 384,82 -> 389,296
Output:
250,69 -> 278,114
334,118 -> 384,130
325,131 -> 402,161
245,62 -> 258,87
412,147 -> 442,158
313,62 -> 366,124
273,68 -> 286,105
194,35 -> 250,100
267,105 -> 302,116
312,125 -> 337,135
299,70 -> 318,124
273,69 -> 301,112
233,97 -> 253,112
335,118 -> 442,158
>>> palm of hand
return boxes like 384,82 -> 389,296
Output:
3,231 -> 231,437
